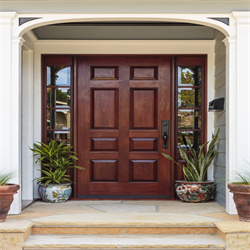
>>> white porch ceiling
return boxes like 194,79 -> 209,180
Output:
32,23 -> 215,40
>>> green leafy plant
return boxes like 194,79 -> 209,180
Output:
231,169 -> 250,185
0,172 -> 15,186
30,140 -> 84,185
162,129 -> 220,181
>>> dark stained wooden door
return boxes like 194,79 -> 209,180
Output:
76,56 -> 173,198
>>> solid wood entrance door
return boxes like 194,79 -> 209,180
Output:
76,56 -> 173,198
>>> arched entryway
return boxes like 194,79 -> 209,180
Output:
3,12 -> 247,214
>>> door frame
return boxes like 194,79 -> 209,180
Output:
41,54 -> 207,199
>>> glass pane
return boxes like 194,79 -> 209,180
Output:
47,109 -> 71,130
47,88 -> 71,108
178,88 -> 201,108
178,109 -> 201,129
178,66 -> 202,86
47,130 -> 71,145
47,66 -> 71,86
177,131 -> 201,151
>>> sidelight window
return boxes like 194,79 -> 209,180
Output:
43,57 -> 73,145
176,58 -> 206,151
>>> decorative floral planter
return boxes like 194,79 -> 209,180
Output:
0,184 -> 20,222
38,183 -> 72,203
228,183 -> 250,222
175,180 -> 215,202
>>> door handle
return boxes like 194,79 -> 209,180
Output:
161,120 -> 169,149
163,132 -> 168,149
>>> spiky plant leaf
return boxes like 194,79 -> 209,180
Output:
0,172 -> 15,185
161,129 -> 220,181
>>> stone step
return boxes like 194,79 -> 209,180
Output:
31,213 -> 220,227
23,234 -> 225,249
32,225 -> 217,235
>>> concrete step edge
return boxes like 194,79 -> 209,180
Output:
23,234 -> 226,249
31,225 -> 218,235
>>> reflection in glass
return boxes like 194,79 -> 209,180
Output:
178,66 -> 202,86
177,131 -> 201,151
178,110 -> 201,129
47,88 -> 71,108
47,66 -> 71,86
178,88 -> 201,108
47,130 -> 70,145
47,109 -> 71,130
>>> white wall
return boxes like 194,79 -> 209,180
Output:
1,0 -> 249,14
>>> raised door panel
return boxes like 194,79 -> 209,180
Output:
130,89 -> 157,129
130,160 -> 158,182
91,89 -> 118,129
91,160 -> 118,182
130,66 -> 158,80
91,66 -> 119,80
91,138 -> 118,151
130,138 -> 158,151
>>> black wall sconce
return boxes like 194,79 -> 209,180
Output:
209,98 -> 224,112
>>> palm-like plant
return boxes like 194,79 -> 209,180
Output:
162,129 -> 220,181
0,172 -> 15,186
30,140 -> 84,185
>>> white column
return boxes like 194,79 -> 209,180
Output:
0,12 -> 23,214
224,37 -> 237,214
22,49 -> 34,201
224,12 -> 250,214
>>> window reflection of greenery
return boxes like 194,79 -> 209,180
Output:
47,88 -> 71,107
47,66 -> 72,146
177,66 -> 202,151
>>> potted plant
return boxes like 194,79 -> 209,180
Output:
228,169 -> 250,222
30,140 -> 84,203
0,171 -> 20,222
162,129 -> 220,202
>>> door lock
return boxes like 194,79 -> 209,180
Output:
161,120 -> 169,149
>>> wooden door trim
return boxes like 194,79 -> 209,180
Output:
41,54 -> 207,199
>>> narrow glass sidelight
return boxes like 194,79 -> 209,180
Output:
45,61 -> 72,145
176,62 -> 204,151
178,88 -> 201,108
178,66 -> 202,86
47,66 -> 71,86
47,88 -> 71,108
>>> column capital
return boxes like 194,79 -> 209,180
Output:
223,37 -> 236,46
0,12 -> 17,24
12,37 -> 26,46
232,11 -> 250,25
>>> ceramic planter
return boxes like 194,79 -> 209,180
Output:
38,183 -> 72,203
228,183 -> 250,222
175,180 -> 215,202
0,184 -> 20,222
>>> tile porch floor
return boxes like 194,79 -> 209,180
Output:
8,200 -> 238,221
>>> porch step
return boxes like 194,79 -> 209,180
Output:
31,225 -> 218,235
23,234 -> 225,249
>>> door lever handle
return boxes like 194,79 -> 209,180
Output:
161,120 -> 169,149
162,132 -> 168,149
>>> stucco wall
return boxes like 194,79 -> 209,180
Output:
213,30 -> 226,207
0,0 -> 249,14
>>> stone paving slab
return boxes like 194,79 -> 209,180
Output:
0,220 -> 33,232
215,220 -> 250,233
88,203 -> 156,213
31,213 -> 220,227
23,234 -> 226,249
